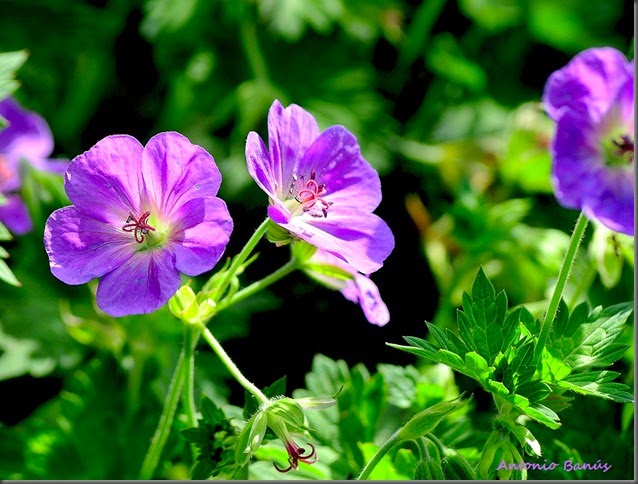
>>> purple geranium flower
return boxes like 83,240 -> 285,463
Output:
246,100 -> 394,274
542,47 -> 634,235
303,247 -> 390,326
0,97 -> 68,234
44,132 -> 233,317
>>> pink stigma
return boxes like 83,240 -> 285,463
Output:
290,171 -> 333,217
273,442 -> 317,473
122,211 -> 156,243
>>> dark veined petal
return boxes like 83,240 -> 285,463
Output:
44,206 -> 136,285
96,249 -> 181,317
267,100 -> 321,196
299,125 -> 381,211
0,194 -> 33,235
246,131 -> 280,201
141,131 -> 222,218
551,110 -> 601,209
65,135 -> 145,224
286,208 -> 395,275
543,47 -> 631,122
169,196 -> 233,276
0,97 -> 54,162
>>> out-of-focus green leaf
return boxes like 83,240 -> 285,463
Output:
459,0 -> 523,32
426,33 -> 487,92
528,0 -> 625,52
0,49 -> 28,100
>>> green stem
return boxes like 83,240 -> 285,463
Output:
139,345 -> 187,480
357,430 -> 401,480
239,3 -> 269,82
210,218 -> 270,302
182,324 -> 198,429
196,321 -> 269,405
216,258 -> 300,313
533,212 -> 589,365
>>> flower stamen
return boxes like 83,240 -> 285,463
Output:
122,211 -> 156,243
612,134 -> 634,163
290,171 -> 333,217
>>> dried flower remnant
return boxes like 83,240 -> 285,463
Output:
246,99 -> 394,274
542,47 -> 635,235
44,132 -> 233,317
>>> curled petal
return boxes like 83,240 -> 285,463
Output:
342,274 -> 390,326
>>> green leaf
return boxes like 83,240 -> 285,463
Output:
520,403 -> 561,429
551,301 -> 633,371
558,371 -> 634,403
0,49 -> 29,100
457,267 -> 511,364
0,258 -> 21,287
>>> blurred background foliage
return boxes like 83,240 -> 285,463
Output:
0,0 -> 634,480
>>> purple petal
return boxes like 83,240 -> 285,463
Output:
44,206 -> 136,284
300,126 -> 381,211
247,131 -> 281,200
267,100 -> 321,197
342,274 -> 390,326
551,110 -> 601,208
543,47 -> 631,122
583,168 -> 634,236
0,194 -> 33,234
96,250 -> 180,317
141,132 -> 222,219
65,135 -> 145,224
285,208 -> 394,274
168,196 -> 233,276
0,97 -> 53,162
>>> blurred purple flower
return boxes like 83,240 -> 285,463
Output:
0,97 -> 68,234
542,47 -> 634,235
44,132 -> 233,317
303,247 -> 390,326
246,100 -> 394,274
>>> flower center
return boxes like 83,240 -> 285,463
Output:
0,155 -> 13,187
288,171 -> 333,218
122,211 -> 156,244
612,134 -> 634,163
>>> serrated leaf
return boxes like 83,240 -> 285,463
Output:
551,301 -> 633,371
457,268 -> 510,364
515,380 -> 551,404
558,371 -> 634,403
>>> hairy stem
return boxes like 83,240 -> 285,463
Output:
533,211 -> 589,365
